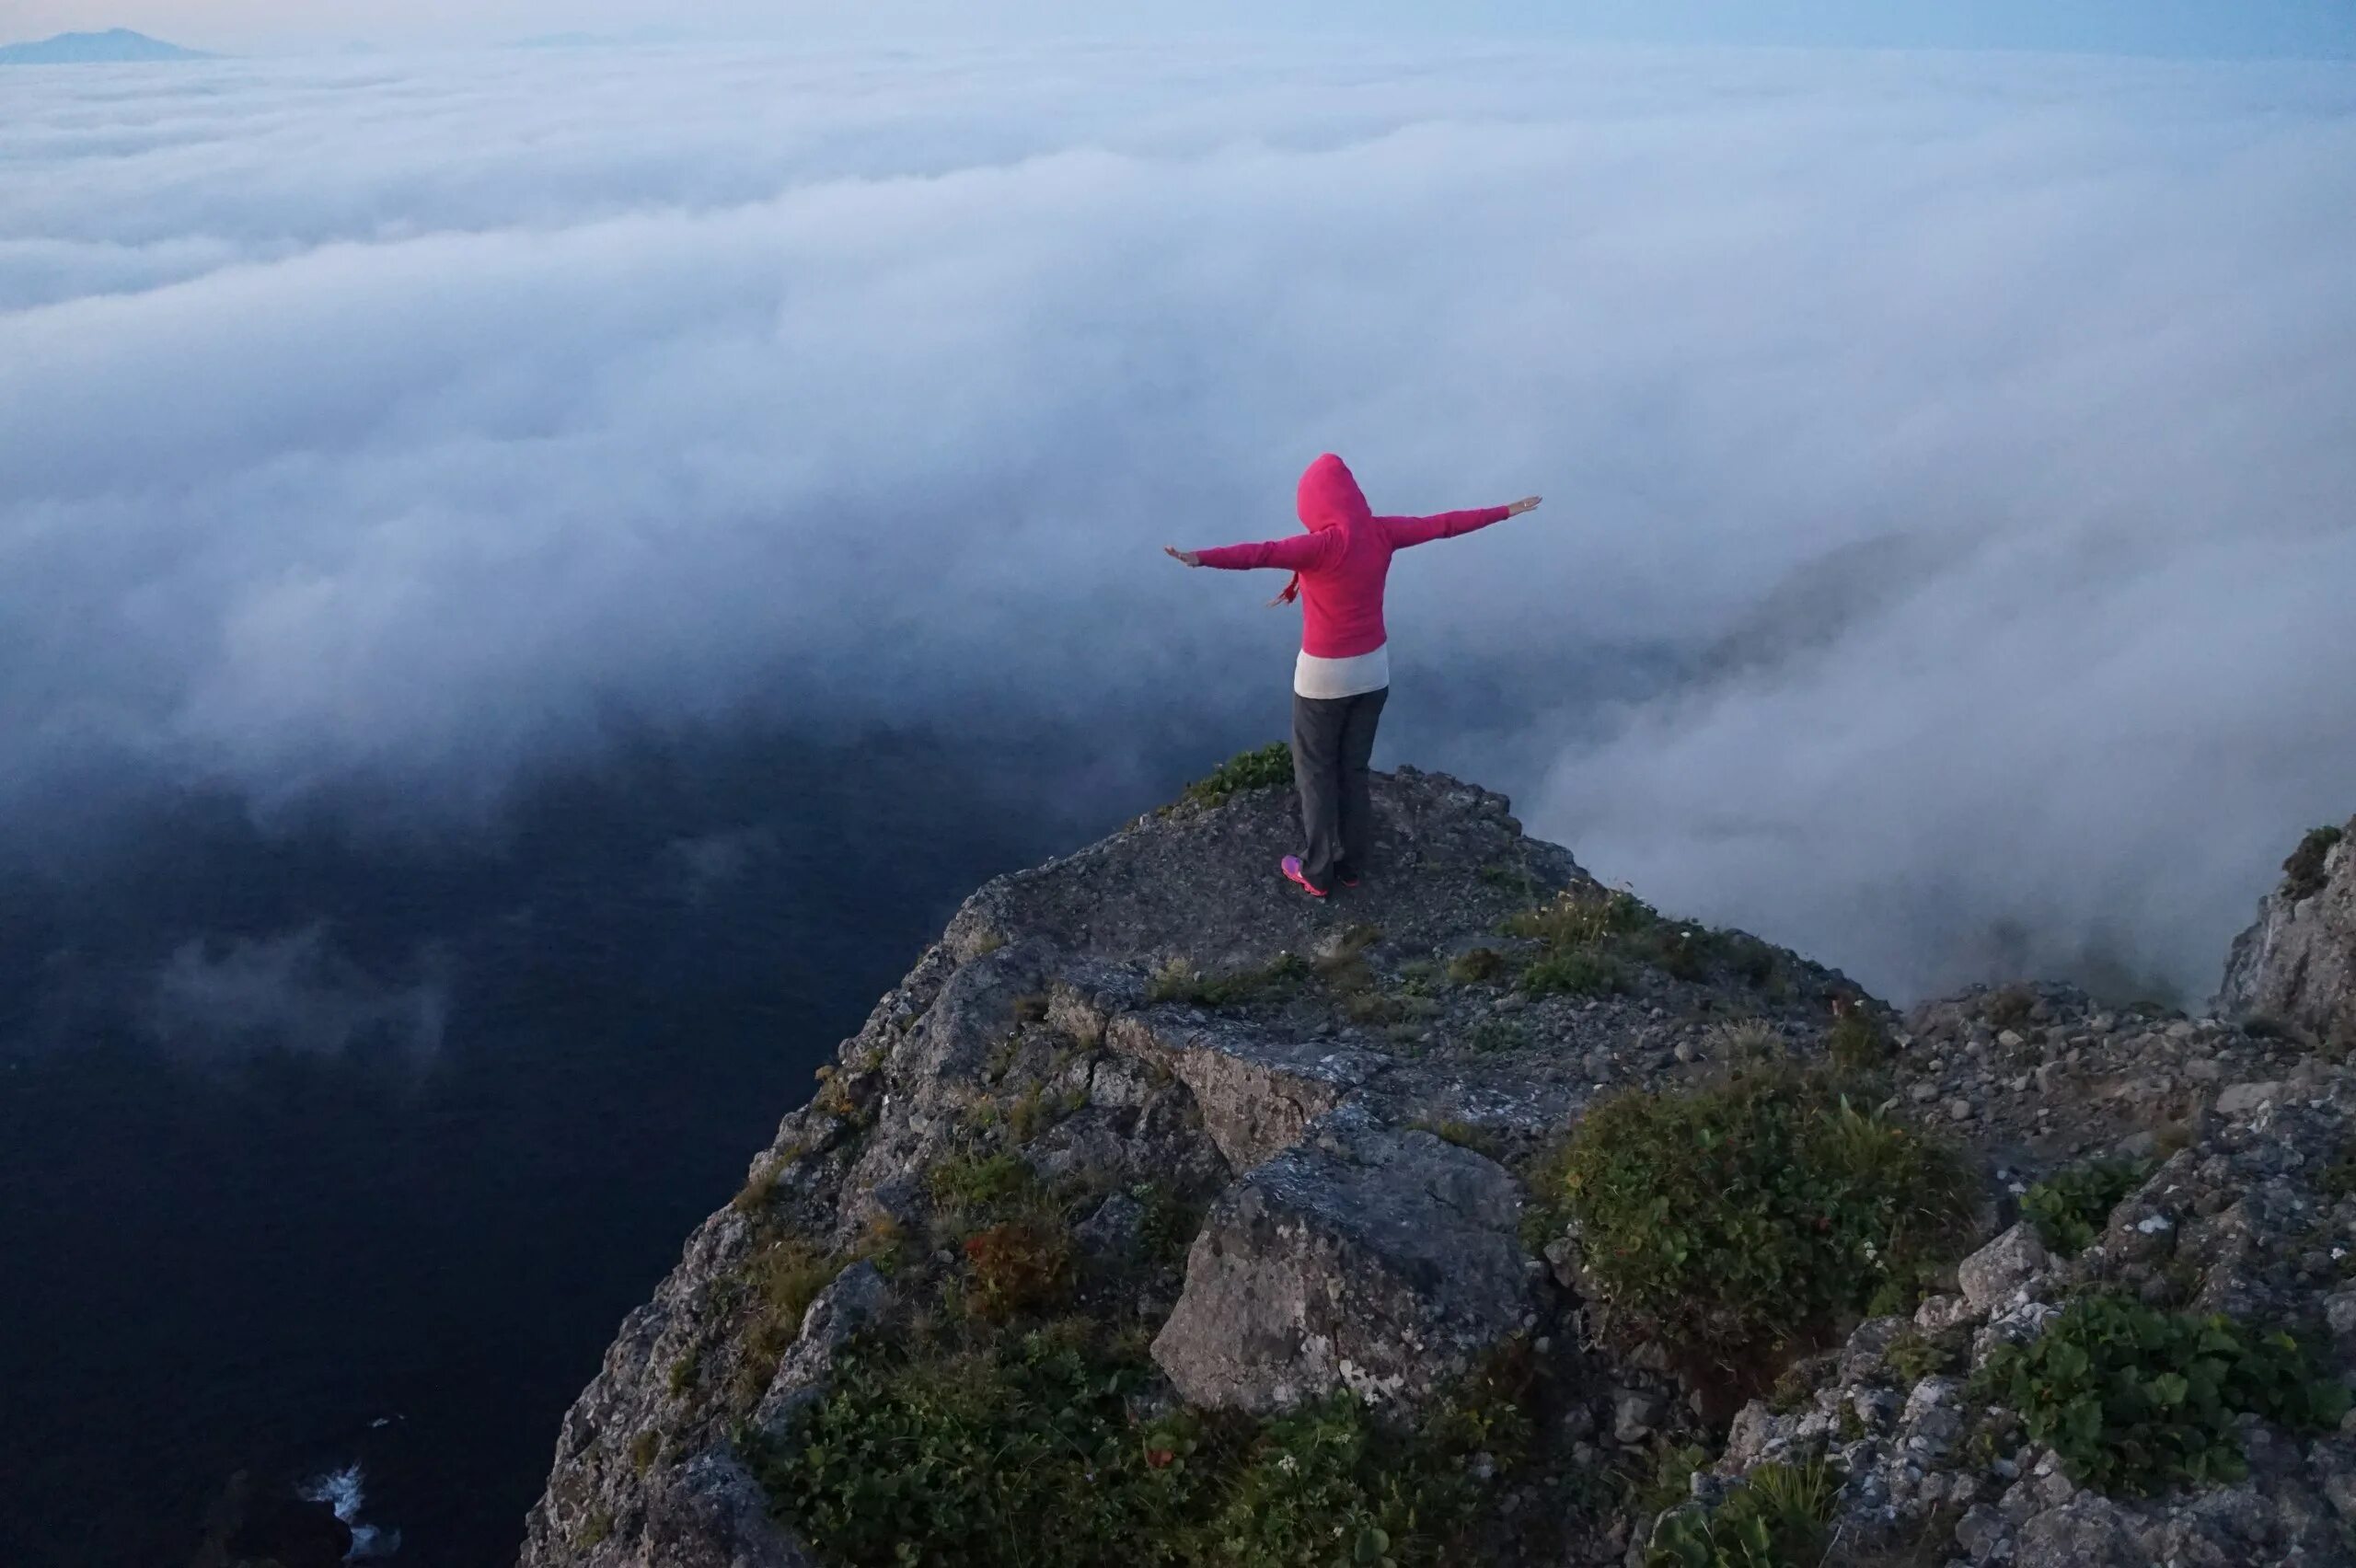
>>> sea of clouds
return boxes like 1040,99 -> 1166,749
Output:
4,39 -> 2352,1001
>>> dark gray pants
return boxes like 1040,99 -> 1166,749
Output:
1291,686 -> 1387,888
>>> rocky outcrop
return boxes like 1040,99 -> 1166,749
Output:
1680,1022 -> 2356,1568
516,767 -> 1860,1567
2223,817 -> 2356,1049
1153,1104 -> 1535,1412
520,774 -> 2356,1568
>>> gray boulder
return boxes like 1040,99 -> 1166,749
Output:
1957,1222 -> 2049,1315
1152,1111 -> 1531,1413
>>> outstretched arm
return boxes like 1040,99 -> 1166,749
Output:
1381,495 -> 1541,549
1163,530 -> 1340,572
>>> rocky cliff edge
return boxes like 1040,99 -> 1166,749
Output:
519,766 -> 2356,1568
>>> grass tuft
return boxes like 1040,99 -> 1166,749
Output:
1165,743 -> 1292,815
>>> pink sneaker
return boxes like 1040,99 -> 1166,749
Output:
1280,856 -> 1328,898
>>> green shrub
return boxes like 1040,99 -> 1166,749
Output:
1168,744 -> 1292,814
1646,1459 -> 1840,1568
1975,1293 -> 2350,1495
755,1331 -> 1207,1567
2019,1159 -> 2150,1256
1883,1324 -> 1968,1385
1826,1011 -> 1887,1075
929,1149 -> 1034,1212
2283,824 -> 2346,901
1559,1063 -> 1976,1362
756,1327 -> 1520,1568
1205,1396 -> 1461,1568
1523,949 -> 1630,997
1468,1018 -> 1531,1054
1447,947 -> 1507,986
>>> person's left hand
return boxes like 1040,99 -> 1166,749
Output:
1507,496 -> 1543,516
1164,546 -> 1202,567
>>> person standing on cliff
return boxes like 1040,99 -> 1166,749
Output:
1166,454 -> 1542,898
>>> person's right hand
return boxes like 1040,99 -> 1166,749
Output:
1506,496 -> 1542,517
1164,546 -> 1203,567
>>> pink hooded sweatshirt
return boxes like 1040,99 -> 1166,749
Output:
1195,454 -> 1511,659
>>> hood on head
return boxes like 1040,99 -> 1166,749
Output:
1296,453 -> 1372,532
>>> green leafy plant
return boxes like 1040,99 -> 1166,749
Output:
755,1325 -> 1525,1568
1167,743 -> 1293,814
1559,1062 -> 1976,1363
2283,824 -> 2346,901
1646,1460 -> 1840,1568
1975,1292 -> 2350,1495
754,1330 -> 1207,1567
1522,949 -> 1630,997
2019,1159 -> 2150,1256
1205,1396 -> 1460,1568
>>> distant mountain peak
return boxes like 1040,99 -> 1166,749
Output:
0,29 -> 213,65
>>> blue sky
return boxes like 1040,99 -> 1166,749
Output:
5,0 -> 2353,57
